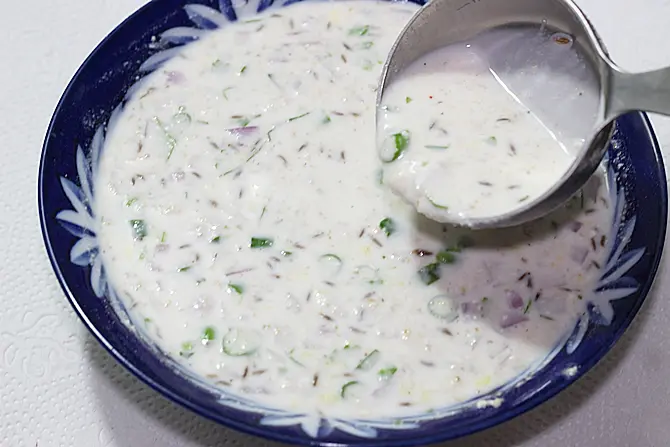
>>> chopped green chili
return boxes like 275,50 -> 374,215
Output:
250,237 -> 274,248
348,25 -> 369,36
130,219 -> 147,240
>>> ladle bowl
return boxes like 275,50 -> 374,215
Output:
378,0 -> 670,229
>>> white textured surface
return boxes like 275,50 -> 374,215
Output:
1,0 -> 669,446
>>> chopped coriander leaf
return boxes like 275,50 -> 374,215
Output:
394,132 -> 409,154
341,380 -> 360,398
378,366 -> 398,378
210,235 -> 221,243
322,114 -> 331,124
418,263 -> 441,285
239,65 -> 247,74
280,250 -> 293,257
125,197 -> 138,207
436,250 -> 456,264
250,237 -> 274,248
379,217 -> 396,237
288,112 -> 310,122
348,25 -> 369,36
228,283 -> 244,294
160,232 -> 167,243
177,266 -> 191,272
202,326 -> 216,343
523,299 -> 532,314
130,219 -> 147,240
380,130 -> 410,163
405,96 -> 412,104
236,116 -> 251,127
152,116 -> 177,159
487,136 -> 497,145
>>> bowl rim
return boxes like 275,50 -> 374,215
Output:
37,1 -> 669,445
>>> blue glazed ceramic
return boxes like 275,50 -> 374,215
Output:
38,0 -> 667,445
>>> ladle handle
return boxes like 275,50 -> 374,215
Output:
607,66 -> 670,120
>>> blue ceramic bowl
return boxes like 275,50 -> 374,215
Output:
39,0 -> 667,445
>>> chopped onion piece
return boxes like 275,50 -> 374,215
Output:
226,126 -> 259,136
506,290 -> 524,309
500,313 -> 528,328
166,70 -> 186,84
569,245 -> 588,264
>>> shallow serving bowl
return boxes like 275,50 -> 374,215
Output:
38,0 -> 667,445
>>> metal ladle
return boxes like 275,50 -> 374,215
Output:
377,0 -> 670,229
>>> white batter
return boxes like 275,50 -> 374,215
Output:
379,27 -> 600,224
95,1 -> 611,419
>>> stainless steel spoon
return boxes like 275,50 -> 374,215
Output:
377,0 -> 670,229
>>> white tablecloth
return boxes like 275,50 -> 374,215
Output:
2,1 -> 670,446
